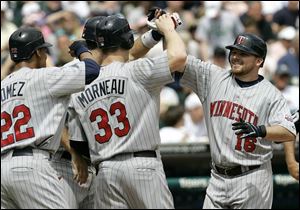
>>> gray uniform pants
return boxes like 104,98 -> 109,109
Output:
203,161 -> 273,209
1,149 -> 75,209
95,152 -> 174,209
50,152 -> 96,209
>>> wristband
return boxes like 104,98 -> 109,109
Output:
74,45 -> 90,58
141,30 -> 161,49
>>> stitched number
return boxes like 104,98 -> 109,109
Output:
110,102 -> 131,137
235,134 -> 257,153
90,101 -> 131,144
1,104 -> 35,147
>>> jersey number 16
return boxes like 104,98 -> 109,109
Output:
235,134 -> 257,153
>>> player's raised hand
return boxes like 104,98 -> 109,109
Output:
148,8 -> 182,31
68,40 -> 89,58
155,14 -> 176,35
232,118 -> 267,138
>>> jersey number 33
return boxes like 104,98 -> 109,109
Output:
90,101 -> 131,144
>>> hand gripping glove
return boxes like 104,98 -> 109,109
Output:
232,118 -> 266,139
147,7 -> 182,31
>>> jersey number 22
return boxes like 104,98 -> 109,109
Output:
1,104 -> 35,148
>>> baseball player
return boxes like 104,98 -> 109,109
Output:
179,33 -> 296,208
49,16 -> 106,209
69,14 -> 186,209
1,27 -> 100,209
51,12 -> 173,208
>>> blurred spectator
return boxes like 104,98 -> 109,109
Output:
184,92 -> 207,138
223,1 -> 248,17
123,2 -> 152,31
160,105 -> 190,144
89,1 -> 121,16
165,1 -> 197,31
195,1 -> 244,60
1,2 -> 17,63
277,31 -> 299,83
61,1 -> 90,21
263,26 -> 296,79
41,1 -> 63,16
160,86 -> 180,128
47,11 -> 83,65
272,64 -> 299,112
1,56 -> 15,81
272,1 -> 299,33
240,1 -> 275,42
211,47 -> 227,69
261,1 -> 286,22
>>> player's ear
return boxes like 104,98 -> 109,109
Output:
35,48 -> 43,58
256,57 -> 263,67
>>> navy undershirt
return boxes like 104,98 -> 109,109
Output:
235,75 -> 264,88
83,58 -> 100,84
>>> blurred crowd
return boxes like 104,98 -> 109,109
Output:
1,1 -> 299,145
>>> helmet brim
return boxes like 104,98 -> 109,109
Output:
225,45 -> 260,57
36,42 -> 53,49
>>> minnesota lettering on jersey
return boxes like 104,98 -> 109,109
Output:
77,78 -> 127,108
210,100 -> 258,125
1,81 -> 26,103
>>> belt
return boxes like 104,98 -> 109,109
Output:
133,150 -> 157,158
12,147 -> 34,157
214,164 -> 260,177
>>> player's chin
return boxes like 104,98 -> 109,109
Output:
231,65 -> 243,74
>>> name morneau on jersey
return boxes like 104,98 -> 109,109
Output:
76,77 -> 127,108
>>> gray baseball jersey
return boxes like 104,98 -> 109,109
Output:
1,62 -> 86,209
180,55 -> 296,209
70,53 -> 174,208
181,55 -> 296,166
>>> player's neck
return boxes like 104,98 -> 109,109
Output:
15,60 -> 38,70
102,52 -> 129,65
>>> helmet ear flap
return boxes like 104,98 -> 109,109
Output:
120,31 -> 134,50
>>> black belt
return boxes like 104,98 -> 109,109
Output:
214,164 -> 260,177
12,147 -> 34,157
133,150 -> 157,158
61,151 -> 72,160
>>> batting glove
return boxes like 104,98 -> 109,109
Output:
147,7 -> 182,31
232,118 -> 266,138
69,40 -> 90,59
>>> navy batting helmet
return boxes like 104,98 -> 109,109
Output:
95,15 -> 134,50
9,27 -> 52,62
82,16 -> 106,42
226,33 -> 267,67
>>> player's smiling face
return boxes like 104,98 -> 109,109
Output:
229,49 -> 262,76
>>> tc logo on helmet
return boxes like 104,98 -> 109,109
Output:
236,36 -> 246,45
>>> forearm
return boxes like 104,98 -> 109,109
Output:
284,140 -> 297,164
129,37 -> 151,61
61,127 -> 76,156
265,125 -> 296,142
164,29 -> 186,72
